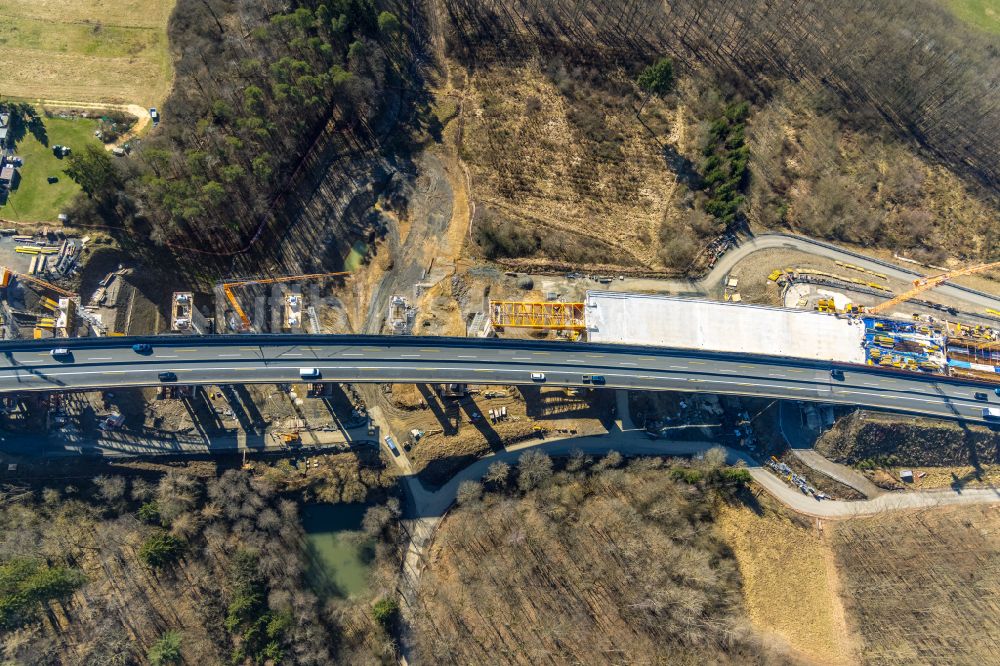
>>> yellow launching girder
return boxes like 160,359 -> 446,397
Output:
489,300 -> 586,330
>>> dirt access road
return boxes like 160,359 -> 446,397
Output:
529,232 -> 1000,310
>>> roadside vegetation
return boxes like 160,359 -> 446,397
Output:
0,462 -> 403,664
412,448 -> 774,663
815,411 -> 1000,490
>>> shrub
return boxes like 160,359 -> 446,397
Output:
372,597 -> 399,628
670,467 -> 704,484
138,532 -> 185,569
719,468 -> 752,485
637,58 -> 675,96
138,501 -> 161,525
147,630 -> 182,666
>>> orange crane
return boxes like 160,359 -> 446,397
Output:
222,272 -> 349,330
867,259 -> 1000,316
0,266 -> 75,297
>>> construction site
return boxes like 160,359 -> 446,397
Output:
5,218 -> 1000,467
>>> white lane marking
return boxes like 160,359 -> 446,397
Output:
511,357 -> 531,361
342,353 -> 363,356
283,353 -> 302,357
155,355 -> 177,359
218,354 -> 242,358
88,357 -> 113,361
620,362 -> 638,366
401,354 -> 420,358
567,359 -> 586,364
458,355 -> 477,359
668,365 -> 687,370
20,360 -> 43,364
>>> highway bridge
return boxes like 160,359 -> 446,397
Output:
0,335 -> 997,423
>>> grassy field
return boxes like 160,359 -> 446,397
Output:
943,0 -> 1000,33
0,0 -> 175,106
0,115 -> 103,222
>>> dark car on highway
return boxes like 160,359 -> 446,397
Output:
132,343 -> 153,354
591,375 -> 606,385
830,369 -> 845,380
158,372 -> 177,382
975,392 -> 989,401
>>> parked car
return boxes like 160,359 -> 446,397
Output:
149,108 -> 159,124
158,371 -> 177,382
384,435 -> 400,457
132,343 -> 152,354
530,372 -> 546,382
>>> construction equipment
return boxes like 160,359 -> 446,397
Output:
222,272 -> 349,331
277,431 -> 301,445
867,259 -> 1000,316
0,267 -> 74,297
489,300 -> 586,330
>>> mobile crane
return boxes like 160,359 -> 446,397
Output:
0,266 -> 75,297
867,260 -> 1000,316
221,272 -> 349,331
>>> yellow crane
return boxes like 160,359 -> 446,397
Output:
867,259 -> 1000,316
0,266 -> 75,298
222,271 -> 349,330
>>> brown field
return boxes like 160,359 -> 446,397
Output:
832,504 -> 1000,665
0,0 -> 175,106
717,496 -> 855,665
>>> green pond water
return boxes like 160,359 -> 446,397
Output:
344,240 -> 369,272
302,503 -> 374,599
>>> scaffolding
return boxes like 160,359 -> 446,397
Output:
489,300 -> 586,330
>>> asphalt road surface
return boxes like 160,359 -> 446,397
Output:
2,335 -> 999,423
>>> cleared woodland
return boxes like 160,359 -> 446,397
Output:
412,451 -> 782,664
444,0 -> 1000,269
443,0 -> 1000,190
